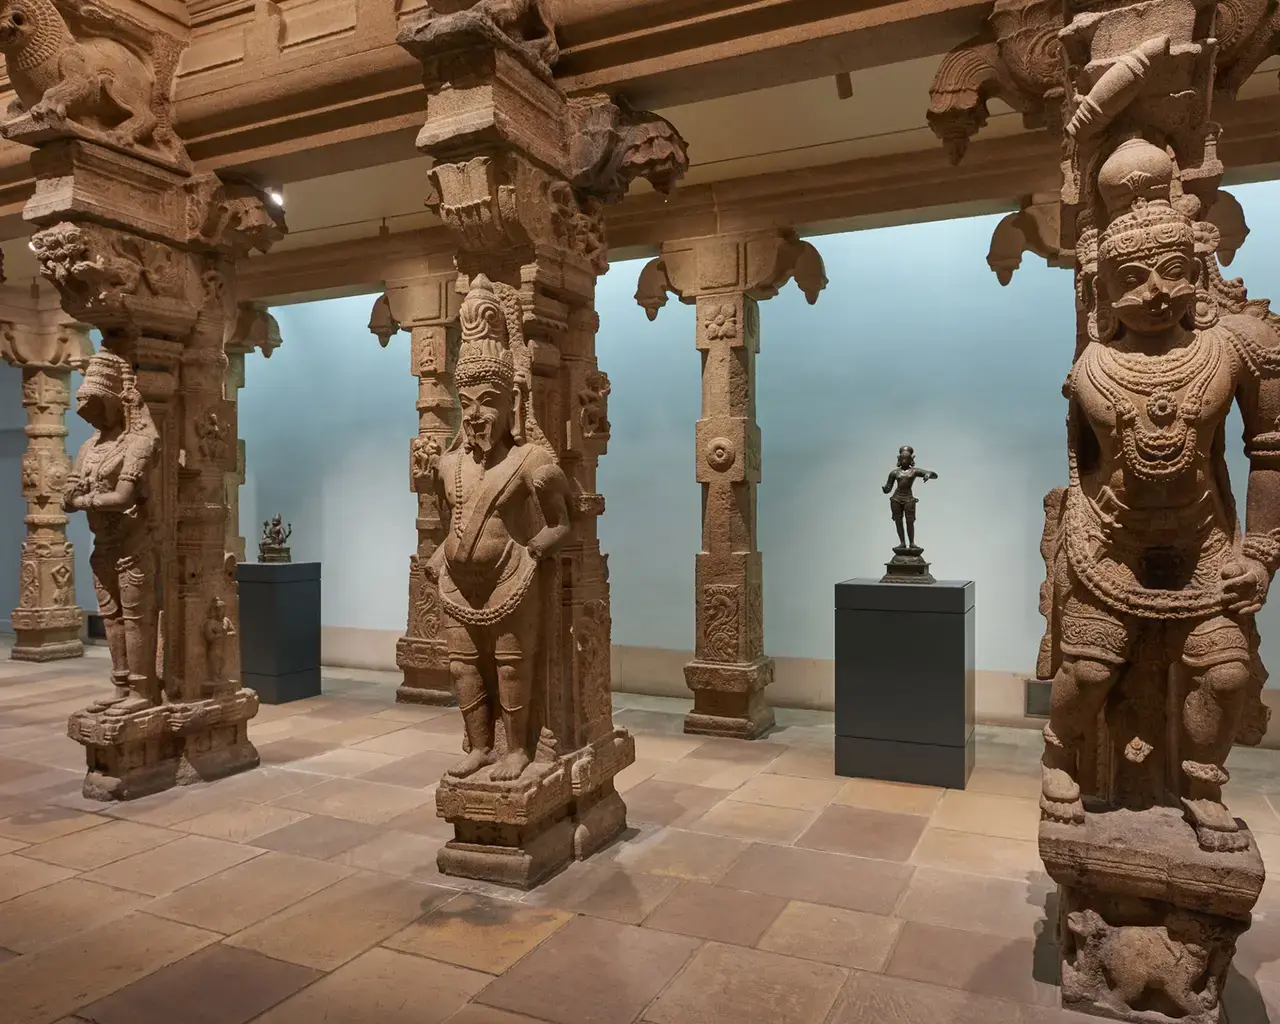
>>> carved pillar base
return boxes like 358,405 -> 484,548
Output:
437,729 -> 634,889
68,690 -> 260,801
11,610 -> 82,662
684,658 -> 775,738
396,634 -> 455,706
1042,806 -> 1261,1023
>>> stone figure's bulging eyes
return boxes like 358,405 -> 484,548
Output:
10,12 -> 23,26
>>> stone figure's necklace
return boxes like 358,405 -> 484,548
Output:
1082,331 -> 1220,483
452,452 -> 484,539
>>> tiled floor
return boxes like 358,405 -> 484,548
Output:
3,650 -> 1280,1023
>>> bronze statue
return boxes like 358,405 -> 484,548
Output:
423,276 -> 572,783
258,514 -> 291,563
64,350 -> 160,713
881,445 -> 938,583
1039,138 -> 1280,854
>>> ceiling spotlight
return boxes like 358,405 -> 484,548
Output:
267,189 -> 285,208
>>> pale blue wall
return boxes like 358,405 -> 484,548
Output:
240,296 -> 419,631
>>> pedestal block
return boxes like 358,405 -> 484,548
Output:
1042,806 -> 1262,1023
236,562 -> 321,704
834,578 -> 975,788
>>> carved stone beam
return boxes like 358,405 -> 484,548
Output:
398,0 -> 689,888
635,230 -> 826,740
0,299 -> 92,662
987,192 -> 1072,284
224,302 -> 283,562
927,0 -> 1065,164
386,263 -> 461,709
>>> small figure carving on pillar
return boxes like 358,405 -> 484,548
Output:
64,350 -> 160,714
422,276 -> 573,783
881,445 -> 938,584
258,514 -> 291,563
203,595 -> 236,692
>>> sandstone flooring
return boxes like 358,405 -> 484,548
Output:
2,647 -> 1280,1022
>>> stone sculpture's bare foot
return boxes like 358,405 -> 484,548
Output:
1041,764 -> 1085,824
88,687 -> 130,712
490,750 -> 530,782
105,695 -> 155,716
1182,797 -> 1250,853
447,748 -> 497,778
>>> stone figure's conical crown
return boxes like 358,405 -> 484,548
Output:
455,275 -> 515,390
1097,139 -> 1194,262
78,350 -> 134,402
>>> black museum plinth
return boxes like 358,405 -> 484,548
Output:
236,562 -> 321,705
833,578 -> 974,789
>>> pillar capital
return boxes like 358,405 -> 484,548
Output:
635,229 -> 827,319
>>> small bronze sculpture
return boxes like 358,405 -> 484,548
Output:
881,445 -> 938,584
259,514 -> 292,564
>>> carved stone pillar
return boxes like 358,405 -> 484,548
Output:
634,232 -> 826,739
388,263 -> 461,707
224,303 -> 282,561
398,2 -> 688,887
6,0 -> 285,799
0,305 -> 93,661
1028,1 -> 1280,1019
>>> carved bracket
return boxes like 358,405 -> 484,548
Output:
635,232 -> 827,320
988,194 -> 1072,284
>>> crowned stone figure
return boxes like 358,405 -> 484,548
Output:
1039,137 -> 1280,855
423,275 -> 573,783
63,350 -> 161,713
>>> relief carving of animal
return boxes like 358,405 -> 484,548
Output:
1067,909 -> 1218,1018
0,0 -> 158,147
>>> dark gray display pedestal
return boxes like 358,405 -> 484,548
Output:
236,562 -> 321,705
834,578 -> 975,789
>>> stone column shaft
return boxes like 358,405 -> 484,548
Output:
1,311 -> 93,661
390,268 -> 460,706
636,231 -> 826,738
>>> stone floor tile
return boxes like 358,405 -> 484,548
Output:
444,1007 -> 550,1024
368,706 -> 453,724
350,726 -> 453,757
255,737 -> 339,768
225,871 -> 453,971
302,718 -> 408,746
652,756 -> 763,790
0,806 -> 106,843
0,756 -> 49,786
609,827 -> 748,882
332,828 -> 442,877
384,801 -> 453,839
525,861 -> 682,925
100,783 -> 249,828
0,912 -> 218,1024
964,768 -> 1043,801
254,946 -> 488,1024
730,773 -> 844,811
613,758 -> 662,794
270,778 -> 433,824
911,828 -> 1044,880
797,804 -> 928,862
287,748 -> 406,778
897,867 -> 1056,941
0,853 -> 77,902
0,878 -> 150,953
356,750 -> 459,787
683,737 -> 788,766
621,780 -> 726,827
252,813 -> 384,859
82,835 -> 263,896
757,900 -> 904,970
827,969 -> 1025,1024
719,843 -> 914,915
642,880 -> 786,945
173,801 -> 311,843
146,850 -> 354,934
17,819 -> 181,871
887,921 -> 1057,1006
631,734 -> 707,762
1227,791 -> 1280,835
764,747 -> 838,780
0,834 -> 29,855
643,941 -> 848,1024
834,777 -> 945,816
687,799 -> 816,843
932,791 -> 1042,843
73,943 -> 322,1024
384,892 -> 574,974
475,915 -> 700,1024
